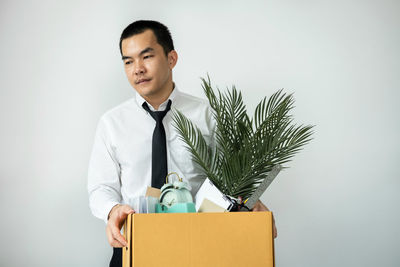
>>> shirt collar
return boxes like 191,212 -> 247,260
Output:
135,84 -> 179,112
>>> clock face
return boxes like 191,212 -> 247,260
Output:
162,191 -> 178,207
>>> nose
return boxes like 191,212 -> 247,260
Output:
134,60 -> 145,75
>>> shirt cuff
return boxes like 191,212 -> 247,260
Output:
103,201 -> 121,224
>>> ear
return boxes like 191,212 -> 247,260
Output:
167,50 -> 178,69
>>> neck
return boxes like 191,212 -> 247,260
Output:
144,82 -> 174,110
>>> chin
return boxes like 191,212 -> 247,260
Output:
142,89 -> 161,99
133,85 -> 152,95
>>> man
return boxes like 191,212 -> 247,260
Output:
88,20 -> 276,267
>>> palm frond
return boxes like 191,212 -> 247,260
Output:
172,76 -> 314,200
171,109 -> 219,184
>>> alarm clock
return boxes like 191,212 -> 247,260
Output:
156,172 -> 195,213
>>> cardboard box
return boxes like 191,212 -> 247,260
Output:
123,212 -> 274,267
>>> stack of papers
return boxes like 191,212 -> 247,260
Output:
194,178 -> 234,212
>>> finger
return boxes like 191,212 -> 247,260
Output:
120,205 -> 135,214
271,213 -> 277,238
107,223 -> 128,247
116,205 -> 135,221
252,202 -> 259,211
252,202 -> 263,211
110,205 -> 134,228
110,238 -> 125,248
106,226 -> 119,247
111,226 -> 128,247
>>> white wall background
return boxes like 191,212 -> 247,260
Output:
0,0 -> 399,266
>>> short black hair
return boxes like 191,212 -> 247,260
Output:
119,20 -> 174,56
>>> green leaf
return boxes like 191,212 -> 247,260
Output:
172,76 -> 314,200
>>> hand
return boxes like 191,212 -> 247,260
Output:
252,200 -> 278,239
106,204 -> 135,247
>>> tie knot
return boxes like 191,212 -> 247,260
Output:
142,100 -> 172,123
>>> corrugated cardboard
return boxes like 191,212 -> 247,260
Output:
123,212 -> 274,267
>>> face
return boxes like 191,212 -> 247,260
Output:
121,30 -> 178,105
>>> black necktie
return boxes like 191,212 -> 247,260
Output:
142,100 -> 172,189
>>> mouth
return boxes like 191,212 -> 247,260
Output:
136,78 -> 151,85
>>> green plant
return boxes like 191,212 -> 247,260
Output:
172,76 -> 314,200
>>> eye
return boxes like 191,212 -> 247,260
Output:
124,60 -> 132,65
143,55 -> 153,59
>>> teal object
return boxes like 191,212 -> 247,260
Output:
157,172 -> 195,213
155,202 -> 196,213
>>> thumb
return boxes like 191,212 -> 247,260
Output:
120,205 -> 135,215
114,205 -> 134,226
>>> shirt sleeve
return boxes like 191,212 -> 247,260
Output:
87,116 -> 122,223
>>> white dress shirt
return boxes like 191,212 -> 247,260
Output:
88,87 -> 215,222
